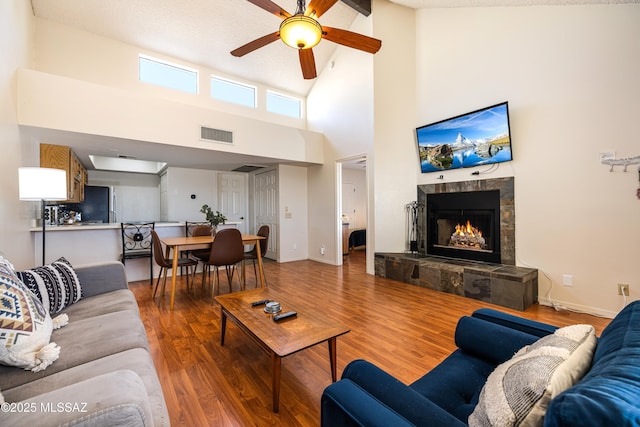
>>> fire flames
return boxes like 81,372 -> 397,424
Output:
450,220 -> 486,249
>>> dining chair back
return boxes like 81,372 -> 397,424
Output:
189,224 -> 213,262
192,225 -> 213,237
151,230 -> 198,298
120,222 -> 155,283
185,221 -> 210,237
244,225 -> 270,287
202,228 -> 244,302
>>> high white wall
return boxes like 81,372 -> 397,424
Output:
0,1 -> 38,269
278,165 -> 309,262
410,5 -> 640,316
18,68 -> 323,166
371,0 -> 417,257
33,18 -> 305,129
307,14 -> 376,269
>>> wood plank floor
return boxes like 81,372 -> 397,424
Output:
129,250 -> 611,427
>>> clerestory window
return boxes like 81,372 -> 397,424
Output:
138,54 -> 198,94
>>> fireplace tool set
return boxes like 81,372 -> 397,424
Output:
405,201 -> 424,255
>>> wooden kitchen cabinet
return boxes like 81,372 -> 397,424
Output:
40,143 -> 87,203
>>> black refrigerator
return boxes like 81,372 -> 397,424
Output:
79,185 -> 110,223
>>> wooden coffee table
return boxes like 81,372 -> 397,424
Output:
214,288 -> 350,413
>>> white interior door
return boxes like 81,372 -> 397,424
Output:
253,169 -> 278,259
217,172 -> 247,234
342,183 -> 356,229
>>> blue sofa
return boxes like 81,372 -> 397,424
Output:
321,301 -> 640,426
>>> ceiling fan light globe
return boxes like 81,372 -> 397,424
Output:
279,15 -> 322,50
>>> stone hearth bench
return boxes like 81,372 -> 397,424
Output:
374,253 -> 537,310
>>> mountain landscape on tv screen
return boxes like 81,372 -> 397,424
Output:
417,103 -> 512,173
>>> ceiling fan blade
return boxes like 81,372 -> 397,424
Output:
231,32 -> 281,57
305,0 -> 339,19
299,49 -> 317,80
322,27 -> 382,54
246,0 -> 291,19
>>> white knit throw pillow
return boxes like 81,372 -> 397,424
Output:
469,323 -> 596,427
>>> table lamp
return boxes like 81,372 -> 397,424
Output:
19,167 -> 68,265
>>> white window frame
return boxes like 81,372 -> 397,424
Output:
138,54 -> 199,94
210,75 -> 257,108
266,90 -> 303,119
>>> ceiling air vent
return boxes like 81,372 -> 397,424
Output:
201,126 -> 233,144
232,165 -> 266,173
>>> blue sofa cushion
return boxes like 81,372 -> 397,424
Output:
454,316 -> 543,365
472,308 -> 558,338
321,379 -> 417,427
545,301 -> 640,426
339,359 -> 467,426
410,316 -> 542,422
411,350 -> 494,422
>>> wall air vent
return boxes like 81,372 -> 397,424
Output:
201,126 -> 233,144
232,165 -> 266,173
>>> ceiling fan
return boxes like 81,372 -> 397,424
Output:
231,0 -> 382,80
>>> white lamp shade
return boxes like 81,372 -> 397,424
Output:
19,167 -> 68,201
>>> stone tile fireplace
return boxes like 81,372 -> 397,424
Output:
418,177 -> 515,265
375,177 -> 538,311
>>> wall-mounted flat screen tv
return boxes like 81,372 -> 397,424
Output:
416,102 -> 512,173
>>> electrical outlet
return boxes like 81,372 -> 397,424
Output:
618,283 -> 629,296
562,274 -> 573,286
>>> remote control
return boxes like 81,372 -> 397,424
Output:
251,299 -> 269,307
273,311 -> 297,322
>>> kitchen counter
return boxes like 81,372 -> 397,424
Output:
29,221 -> 241,281
30,221 -> 241,232
31,221 -> 182,232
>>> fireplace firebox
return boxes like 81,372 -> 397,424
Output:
427,190 -> 501,263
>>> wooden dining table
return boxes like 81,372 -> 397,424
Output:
160,234 -> 266,310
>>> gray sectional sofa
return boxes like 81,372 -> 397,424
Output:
0,261 -> 169,427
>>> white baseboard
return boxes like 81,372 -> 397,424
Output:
308,256 -> 337,265
538,298 -> 618,319
277,256 -> 309,263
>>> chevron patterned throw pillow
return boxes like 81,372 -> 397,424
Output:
17,257 -> 83,315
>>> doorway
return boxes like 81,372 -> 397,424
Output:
337,155 -> 368,270
217,172 -> 248,234
252,168 -> 278,260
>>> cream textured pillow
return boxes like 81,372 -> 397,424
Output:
0,257 -> 61,372
469,323 -> 597,427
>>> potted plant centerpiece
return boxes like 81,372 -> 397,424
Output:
200,204 -> 227,234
